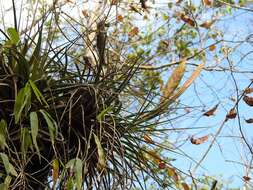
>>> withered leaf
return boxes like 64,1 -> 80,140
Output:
167,167 -> 179,182
245,118 -> 253,123
81,10 -> 89,17
203,104 -> 219,116
161,60 -> 186,103
143,134 -> 154,144
140,0 -> 148,9
181,183 -> 190,190
225,108 -> 237,121
190,135 -> 209,145
170,62 -> 204,101
176,0 -> 183,4
66,0 -> 75,3
161,40 -> 170,47
243,176 -> 251,181
158,161 -> 166,169
111,0 -> 118,5
243,95 -> 253,106
117,15 -> 124,22
203,0 -> 212,6
209,44 -> 216,51
147,150 -> 162,163
128,27 -> 139,37
180,14 -> 195,27
94,134 -> 106,171
244,87 -> 253,94
200,20 -> 214,29
130,5 -> 142,15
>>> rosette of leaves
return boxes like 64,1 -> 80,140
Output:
0,2 -> 205,190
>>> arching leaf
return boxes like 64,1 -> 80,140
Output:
14,83 -> 31,124
66,158 -> 83,190
190,135 -> 209,145
0,119 -> 7,150
94,134 -> 106,172
0,153 -> 17,177
39,110 -> 57,145
29,80 -> 48,107
161,60 -> 186,103
52,159 -> 59,189
7,28 -> 20,45
203,104 -> 219,116
30,112 -> 40,159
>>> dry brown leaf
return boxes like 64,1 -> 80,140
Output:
128,27 -> 139,37
161,40 -> 170,47
200,20 -> 214,29
176,0 -> 183,4
180,14 -> 195,27
65,0 -> 75,3
243,176 -> 251,181
203,0 -> 212,6
158,161 -> 166,169
141,61 -> 204,122
244,87 -> 253,94
243,95 -> 253,106
143,134 -> 154,144
245,118 -> 253,123
171,62 -> 205,101
130,5 -> 142,15
81,10 -> 89,17
140,0 -> 148,9
203,104 -> 219,116
190,135 -> 209,145
94,134 -> 106,171
181,182 -> 190,190
225,108 -> 237,121
209,44 -> 216,51
167,167 -> 179,182
117,15 -> 124,22
147,150 -> 162,163
111,0 -> 118,5
161,60 -> 186,103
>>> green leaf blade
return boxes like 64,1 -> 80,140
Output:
39,110 -> 57,145
7,28 -> 20,45
0,153 -> 17,177
29,80 -> 48,107
0,119 -> 7,150
14,83 -> 31,124
30,112 -> 40,159
93,134 -> 106,172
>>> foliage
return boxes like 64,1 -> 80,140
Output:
0,0 -> 252,189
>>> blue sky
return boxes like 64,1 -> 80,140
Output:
171,6 -> 253,188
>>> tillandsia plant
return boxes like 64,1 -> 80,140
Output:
0,0 -> 223,189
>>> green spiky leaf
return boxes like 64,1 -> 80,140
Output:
7,28 -> 20,45
14,83 -> 31,124
0,119 -> 7,150
39,110 -> 57,145
30,112 -> 40,159
0,153 -> 17,177
29,80 -> 48,107
94,134 -> 106,171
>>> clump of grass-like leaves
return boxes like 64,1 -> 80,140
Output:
0,2 -> 202,189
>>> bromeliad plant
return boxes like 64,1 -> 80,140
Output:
0,1 -> 205,190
